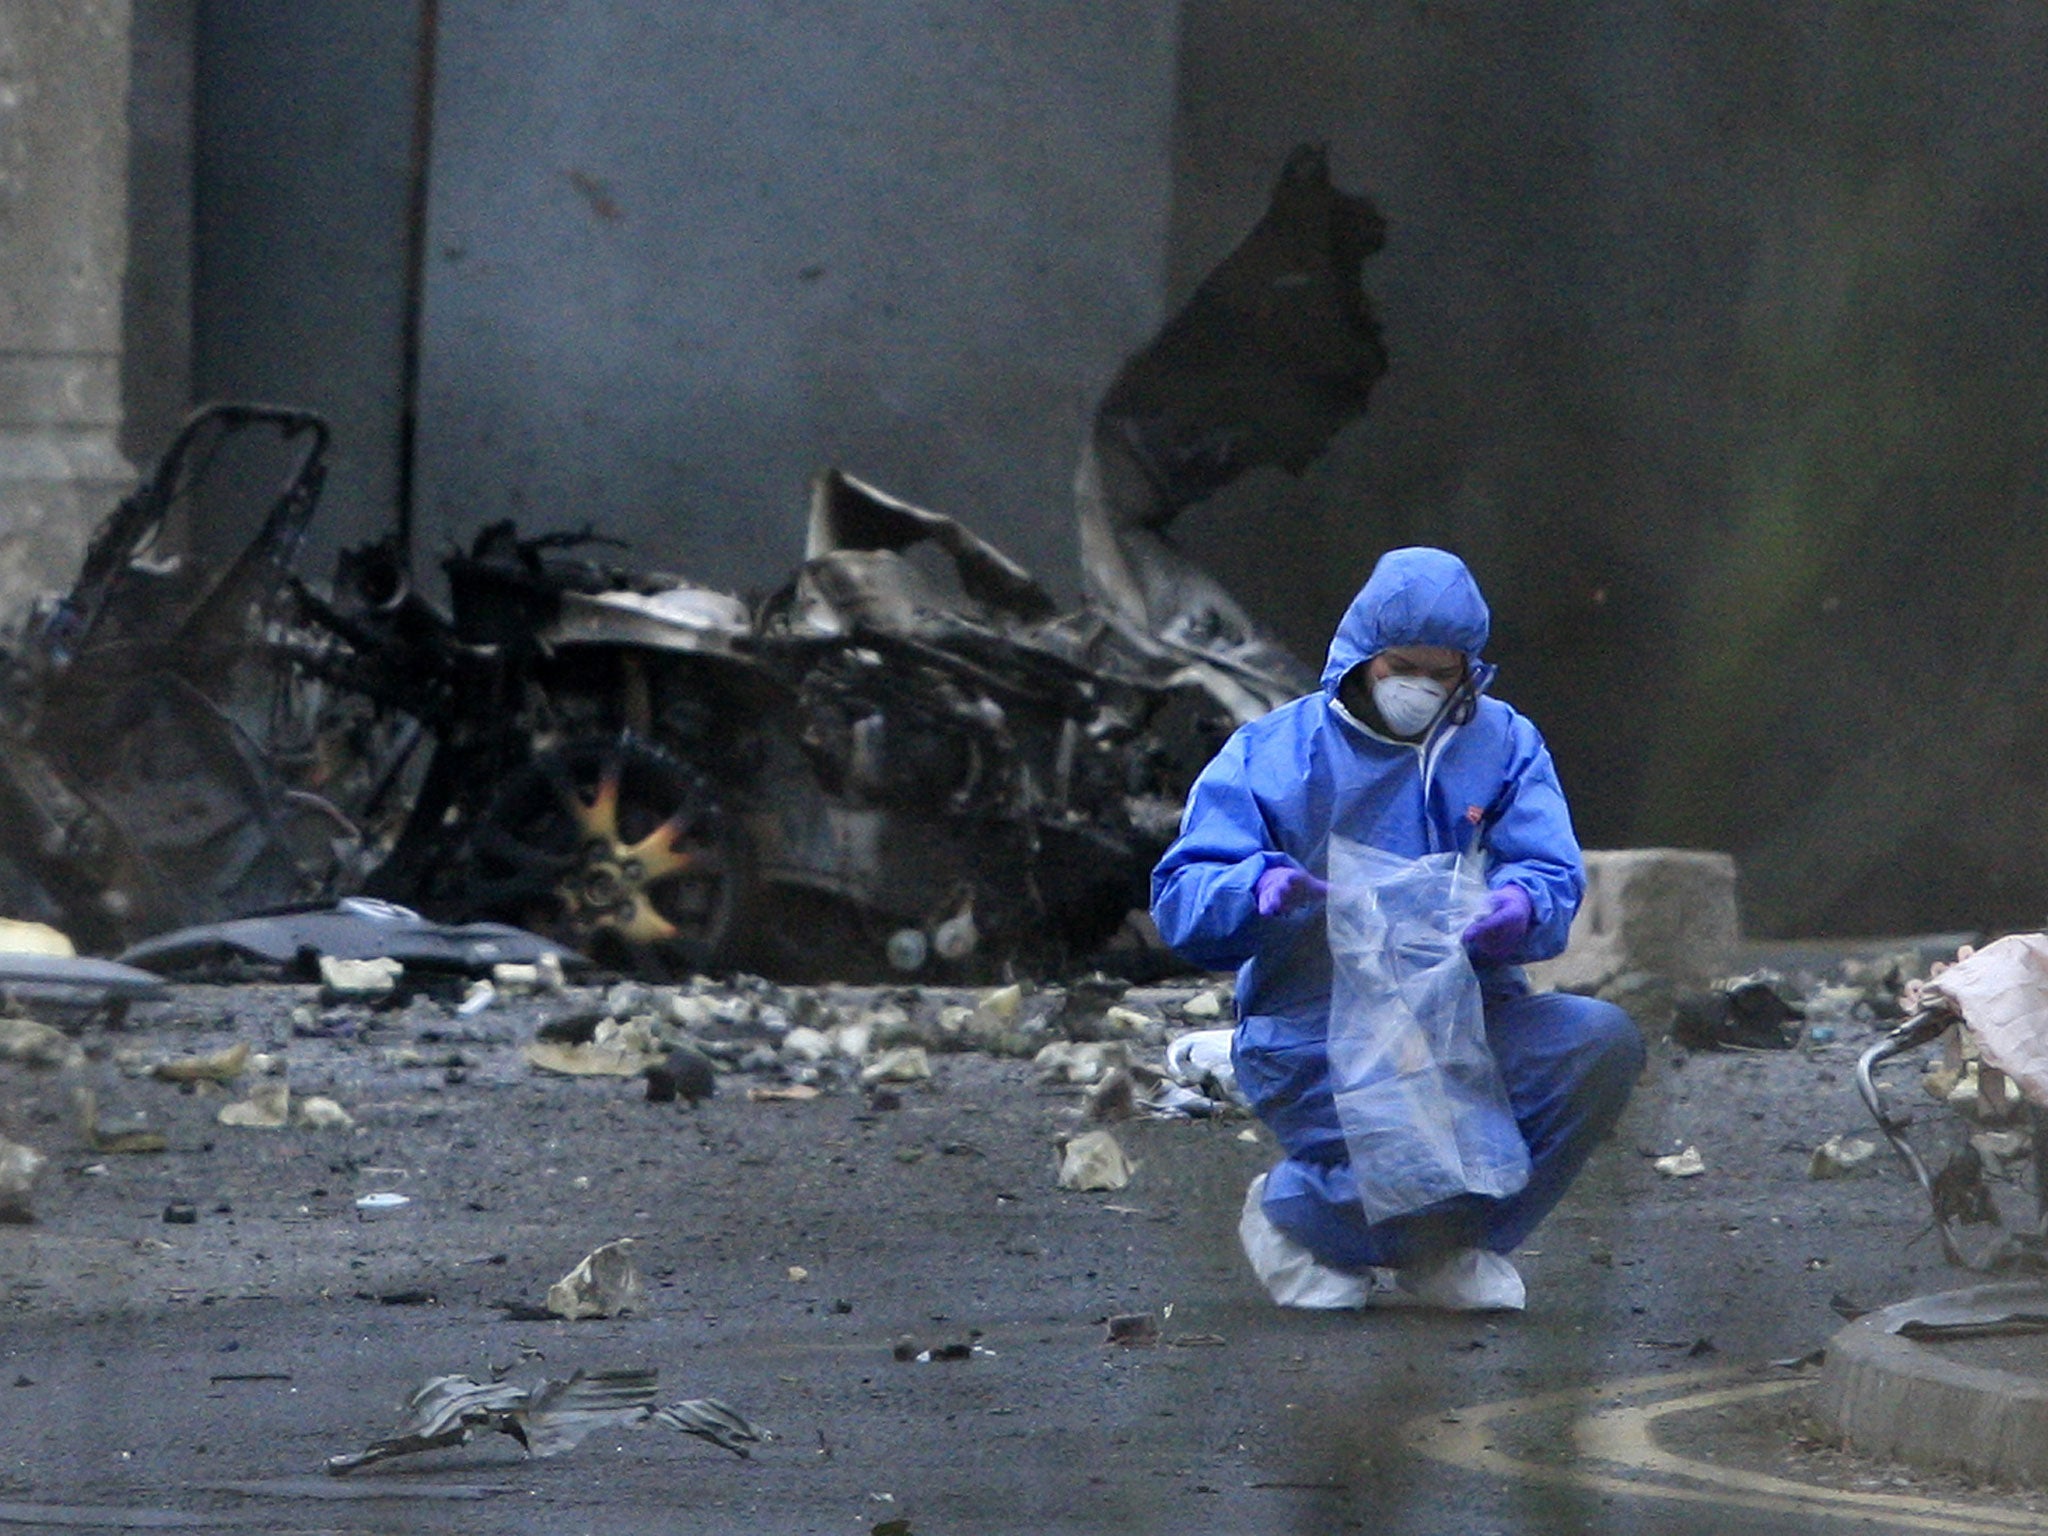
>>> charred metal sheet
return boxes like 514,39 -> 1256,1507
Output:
807,467 -> 1059,623
0,953 -> 165,997
326,1368 -> 762,1475
545,587 -> 753,655
0,405 -> 335,953
1077,142 -> 1385,714
118,898 -> 585,979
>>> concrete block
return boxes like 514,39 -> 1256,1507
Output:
1525,848 -> 1739,994
1816,1284 -> 2048,1487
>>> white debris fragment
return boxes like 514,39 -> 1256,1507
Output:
319,956 -> 402,997
1058,1129 -> 1134,1192
977,984 -> 1023,1023
217,1081 -> 291,1128
0,1018 -> 83,1070
1653,1146 -> 1706,1178
780,1026 -> 831,1062
1034,1040 -> 1131,1085
494,962 -> 542,996
1807,1135 -> 1877,1179
297,1096 -> 356,1130
456,979 -> 496,1016
0,1136 -> 46,1222
0,919 -> 73,956
1100,1005 -> 1157,1039
547,1238 -> 645,1320
149,1041 -> 250,1084
859,1046 -> 931,1086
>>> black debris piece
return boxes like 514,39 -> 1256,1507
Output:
1672,978 -> 1806,1051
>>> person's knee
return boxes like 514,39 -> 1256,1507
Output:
1581,999 -> 1646,1097
1565,997 -> 1645,1090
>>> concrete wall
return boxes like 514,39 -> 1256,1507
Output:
121,0 -> 194,467
414,0 -> 1183,597
1165,0 -> 2048,937
0,0 -> 134,622
188,0 -> 422,565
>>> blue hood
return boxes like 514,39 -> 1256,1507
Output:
1318,547 -> 1491,695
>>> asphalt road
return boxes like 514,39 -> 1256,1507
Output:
2,974 -> 2042,1536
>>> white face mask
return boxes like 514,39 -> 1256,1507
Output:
1371,674 -> 1450,737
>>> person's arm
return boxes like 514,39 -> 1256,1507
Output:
1150,730 -> 1316,972
1473,717 -> 1585,963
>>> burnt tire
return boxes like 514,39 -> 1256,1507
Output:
466,734 -> 749,976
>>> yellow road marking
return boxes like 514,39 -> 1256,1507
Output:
1406,1367 -> 2048,1535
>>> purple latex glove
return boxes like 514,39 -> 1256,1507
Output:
1254,864 -> 1329,917
1462,883 -> 1534,964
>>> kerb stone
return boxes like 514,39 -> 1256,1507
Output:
1525,848 -> 1739,994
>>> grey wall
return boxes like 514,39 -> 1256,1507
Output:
1165,0 -> 2048,937
189,0 -> 421,564
414,0 -> 1183,597
121,0 -> 194,467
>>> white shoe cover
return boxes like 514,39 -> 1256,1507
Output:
1238,1173 -> 1372,1309
1394,1247 -> 1526,1312
1166,1028 -> 1243,1104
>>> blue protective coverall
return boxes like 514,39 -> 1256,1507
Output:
1151,548 -> 1643,1271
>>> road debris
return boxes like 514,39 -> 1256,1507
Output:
1057,1129 -> 1133,1191
319,955 -> 401,999
72,1085 -> 167,1154
0,1136 -> 45,1222
355,1192 -> 410,1211
859,1046 -> 931,1086
1857,939 -> 2048,1269
149,1041 -> 250,1084
749,1084 -> 820,1103
892,1334 -> 986,1363
325,1367 -> 763,1474
1036,1040 -> 1131,1086
0,920 -> 73,956
217,1082 -> 290,1129
1103,1312 -> 1160,1347
546,1238 -> 645,1319
120,900 -> 585,982
1877,1285 -> 2048,1340
0,952 -> 166,998
1808,1134 -> 1878,1179
1085,1064 -> 1221,1122
1652,1146 -> 1706,1178
297,1095 -> 355,1130
644,1043 -> 717,1103
525,1014 -> 666,1077
0,1018 -> 83,1070
1672,977 -> 1805,1051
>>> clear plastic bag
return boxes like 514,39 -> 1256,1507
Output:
1325,837 -> 1531,1224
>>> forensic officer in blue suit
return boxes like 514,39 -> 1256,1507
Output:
1151,547 -> 1643,1310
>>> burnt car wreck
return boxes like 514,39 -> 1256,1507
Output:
0,146 -> 1386,982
